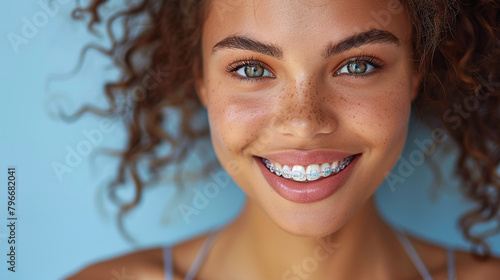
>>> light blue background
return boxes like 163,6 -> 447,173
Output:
1,1 -> 499,280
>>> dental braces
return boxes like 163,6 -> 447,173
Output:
262,156 -> 353,180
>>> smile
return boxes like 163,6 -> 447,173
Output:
261,155 -> 354,182
255,152 -> 360,203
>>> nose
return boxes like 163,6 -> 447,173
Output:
271,77 -> 337,140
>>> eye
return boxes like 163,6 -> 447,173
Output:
227,58 -> 275,81
337,61 -> 375,75
235,64 -> 274,78
335,56 -> 383,76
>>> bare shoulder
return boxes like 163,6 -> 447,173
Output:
64,247 -> 165,280
170,232 -> 216,278
65,233 -> 212,280
404,233 -> 500,280
454,249 -> 500,279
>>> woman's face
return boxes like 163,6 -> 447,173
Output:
196,0 -> 419,236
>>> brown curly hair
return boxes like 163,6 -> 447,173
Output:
68,0 -> 500,259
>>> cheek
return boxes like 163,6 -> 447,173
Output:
206,87 -> 271,156
342,82 -> 412,148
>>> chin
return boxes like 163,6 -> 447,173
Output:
272,209 -> 353,238
255,177 -> 374,238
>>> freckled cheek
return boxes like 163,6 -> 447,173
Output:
347,94 -> 411,147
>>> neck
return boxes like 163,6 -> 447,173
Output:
216,196 -> 414,279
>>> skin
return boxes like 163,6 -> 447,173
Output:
197,0 -> 417,239
67,0 -> 500,279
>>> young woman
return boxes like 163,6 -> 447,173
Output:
67,0 -> 500,279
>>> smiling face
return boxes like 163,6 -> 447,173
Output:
195,0 -> 420,237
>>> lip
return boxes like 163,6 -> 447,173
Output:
258,150 -> 354,166
255,153 -> 360,203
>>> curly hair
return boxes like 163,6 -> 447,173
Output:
69,0 -> 500,258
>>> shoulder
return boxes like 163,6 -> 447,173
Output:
65,233 -> 212,280
405,234 -> 500,280
64,247 -> 165,280
454,249 -> 500,279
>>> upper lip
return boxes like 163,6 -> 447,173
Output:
256,150 -> 357,166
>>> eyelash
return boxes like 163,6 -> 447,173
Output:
226,56 -> 273,83
335,54 -> 385,78
225,54 -> 385,82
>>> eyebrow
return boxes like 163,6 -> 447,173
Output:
212,29 -> 400,60
322,29 -> 400,59
212,36 -> 283,59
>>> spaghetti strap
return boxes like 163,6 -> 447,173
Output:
393,228 -> 434,280
184,229 -> 221,280
447,248 -> 455,280
163,246 -> 174,280
163,229 -> 221,280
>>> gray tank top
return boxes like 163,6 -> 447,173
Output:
163,227 -> 455,279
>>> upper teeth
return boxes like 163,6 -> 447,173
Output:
262,156 -> 353,182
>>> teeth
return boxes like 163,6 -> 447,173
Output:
340,156 -> 353,170
261,155 -> 354,182
282,165 -> 292,179
346,156 -> 353,164
321,163 -> 332,177
274,163 -> 282,176
291,165 -> 306,181
306,164 -> 321,181
331,161 -> 340,174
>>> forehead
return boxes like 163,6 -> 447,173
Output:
203,0 -> 412,52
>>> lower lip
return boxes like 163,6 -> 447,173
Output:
255,154 -> 359,203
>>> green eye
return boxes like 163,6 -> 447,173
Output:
348,62 -> 368,73
244,66 -> 264,77
336,59 -> 379,76
235,64 -> 273,78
